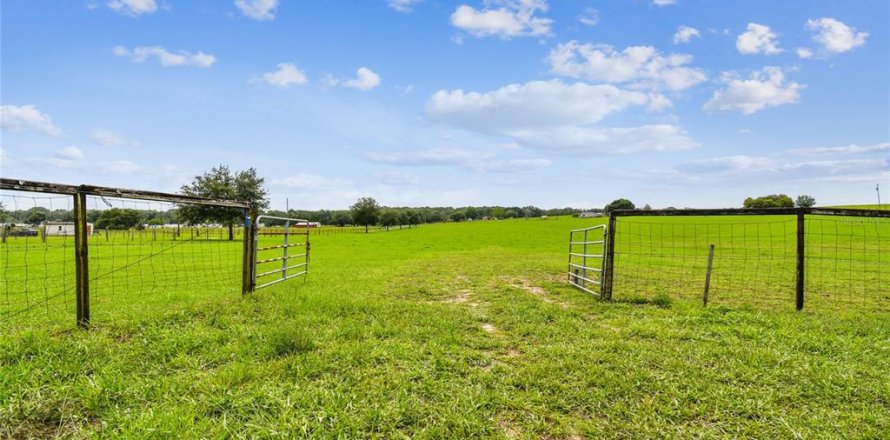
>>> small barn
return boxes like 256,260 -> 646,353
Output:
43,221 -> 94,236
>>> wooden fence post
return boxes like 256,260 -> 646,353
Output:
602,213 -> 617,300
796,210 -> 805,311
74,190 -> 90,329
242,209 -> 257,294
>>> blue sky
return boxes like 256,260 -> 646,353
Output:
1,0 -> 888,210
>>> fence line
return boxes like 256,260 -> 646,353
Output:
569,207 -> 890,312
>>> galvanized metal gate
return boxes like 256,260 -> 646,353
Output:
567,224 -> 606,296
253,215 -> 311,290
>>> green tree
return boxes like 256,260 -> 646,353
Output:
25,207 -> 49,225
795,195 -> 816,208
743,194 -> 794,208
351,197 -> 380,233
95,208 -> 143,229
450,211 -> 467,222
332,212 -> 351,226
178,165 -> 269,240
604,199 -> 635,214
380,210 -> 400,229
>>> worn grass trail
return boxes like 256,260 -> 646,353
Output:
1,217 -> 888,438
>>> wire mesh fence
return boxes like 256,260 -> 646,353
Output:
585,208 -> 890,313
0,178 -> 253,331
84,196 -> 243,325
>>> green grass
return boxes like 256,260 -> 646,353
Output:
1,217 -> 889,438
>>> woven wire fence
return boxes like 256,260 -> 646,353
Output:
607,213 -> 889,312
1,189 -> 244,331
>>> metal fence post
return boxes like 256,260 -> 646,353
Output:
582,228 -> 589,289
602,213 -> 617,300
73,190 -> 90,328
796,210 -> 805,311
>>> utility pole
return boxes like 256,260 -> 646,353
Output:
878,184 -> 882,210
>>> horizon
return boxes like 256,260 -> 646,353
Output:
1,0 -> 888,210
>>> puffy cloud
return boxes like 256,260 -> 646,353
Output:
107,0 -> 157,16
578,8 -> 598,27
235,0 -> 278,20
428,80 -> 650,131
806,18 -> 868,54
547,41 -> 706,91
450,0 -> 552,39
427,80 -> 695,154
90,128 -> 135,147
703,67 -> 803,114
56,146 -> 84,161
652,0 -> 676,6
673,25 -> 700,44
796,47 -> 814,59
0,104 -> 62,136
343,67 -> 382,91
258,63 -> 308,88
113,46 -> 216,67
736,23 -> 782,55
387,0 -> 421,13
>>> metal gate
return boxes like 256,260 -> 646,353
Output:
567,224 -> 606,296
253,215 -> 311,290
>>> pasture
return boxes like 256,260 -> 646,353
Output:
1,216 -> 888,438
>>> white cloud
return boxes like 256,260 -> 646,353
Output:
547,41 -> 707,91
428,80 -> 650,131
56,146 -> 84,161
107,0 -> 157,16
679,155 -> 887,180
507,124 -> 697,154
235,0 -> 279,20
90,128 -> 135,147
652,0 -> 676,6
272,173 -> 353,190
388,0 -> 421,13
703,67 -> 804,114
796,47 -> 814,59
365,148 -> 551,172
450,0 -> 552,39
806,18 -> 868,54
113,46 -> 216,67
791,142 -> 890,156
427,80 -> 695,154
343,67 -> 382,91
736,23 -> 782,55
258,63 -> 308,88
366,148 -> 494,166
578,8 -> 598,27
673,25 -> 700,44
0,105 -> 62,136
376,170 -> 419,185
678,155 -> 775,173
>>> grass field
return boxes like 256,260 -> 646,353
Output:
1,216 -> 889,438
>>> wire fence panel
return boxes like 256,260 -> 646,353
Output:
1,178 -> 252,331
805,215 -> 889,312
84,196 -> 243,325
1,192 -> 76,329
611,216 -> 797,309
587,208 -> 890,313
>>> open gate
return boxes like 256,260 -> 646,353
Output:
252,215 -> 311,290
567,224 -> 606,297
